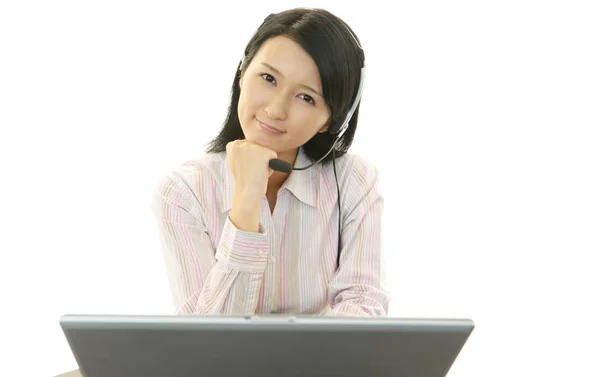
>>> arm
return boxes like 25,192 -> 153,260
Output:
319,158 -> 391,316
151,171 -> 269,315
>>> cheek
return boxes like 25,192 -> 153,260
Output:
295,109 -> 329,132
239,85 -> 264,120
237,91 -> 256,128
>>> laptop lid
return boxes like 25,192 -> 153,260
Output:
60,314 -> 474,377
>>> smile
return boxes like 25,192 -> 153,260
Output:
258,119 -> 285,134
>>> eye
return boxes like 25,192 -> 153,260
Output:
299,94 -> 315,105
261,73 -> 276,84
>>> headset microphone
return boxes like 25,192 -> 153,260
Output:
269,158 -> 293,173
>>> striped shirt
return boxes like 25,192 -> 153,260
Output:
151,146 -> 390,316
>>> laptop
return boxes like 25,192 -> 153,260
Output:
60,314 -> 474,377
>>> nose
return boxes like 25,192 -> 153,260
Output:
264,92 -> 288,121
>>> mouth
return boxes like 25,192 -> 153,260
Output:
257,118 -> 285,134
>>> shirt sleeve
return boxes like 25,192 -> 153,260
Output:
151,170 -> 270,315
319,157 -> 391,317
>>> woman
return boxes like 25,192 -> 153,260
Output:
152,7 -> 390,316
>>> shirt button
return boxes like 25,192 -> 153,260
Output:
268,256 -> 275,263
258,249 -> 266,255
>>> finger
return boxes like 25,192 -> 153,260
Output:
253,143 -> 277,160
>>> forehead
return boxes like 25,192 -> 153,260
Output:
252,36 -> 322,86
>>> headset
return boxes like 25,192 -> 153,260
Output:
240,14 -> 366,268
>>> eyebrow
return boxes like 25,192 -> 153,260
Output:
260,62 -> 324,98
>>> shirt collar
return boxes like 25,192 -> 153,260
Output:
221,146 -> 318,213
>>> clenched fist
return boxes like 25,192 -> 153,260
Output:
226,140 -> 278,199
226,140 -> 278,232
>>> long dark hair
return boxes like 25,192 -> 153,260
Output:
205,8 -> 364,164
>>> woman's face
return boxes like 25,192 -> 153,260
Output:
238,35 -> 331,159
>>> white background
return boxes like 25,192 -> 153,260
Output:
1,1 -> 599,376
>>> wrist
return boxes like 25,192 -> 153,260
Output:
234,188 -> 264,204
230,190 -> 262,233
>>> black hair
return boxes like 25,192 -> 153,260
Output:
205,7 -> 365,164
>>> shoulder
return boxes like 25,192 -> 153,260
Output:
152,152 -> 228,212
319,151 -> 382,218
320,151 -> 380,191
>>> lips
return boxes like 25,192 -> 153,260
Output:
257,119 -> 285,134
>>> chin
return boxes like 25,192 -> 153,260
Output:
248,132 -> 276,149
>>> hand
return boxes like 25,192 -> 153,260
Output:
226,140 -> 278,199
